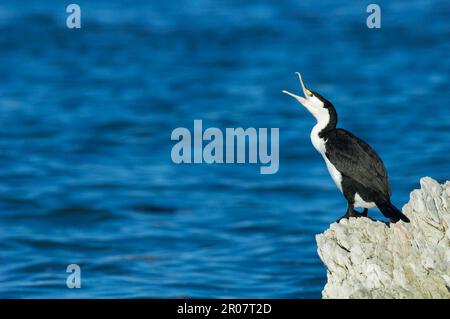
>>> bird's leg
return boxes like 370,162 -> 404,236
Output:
350,209 -> 369,218
352,208 -> 369,218
337,204 -> 369,223
362,208 -> 368,217
337,202 -> 355,223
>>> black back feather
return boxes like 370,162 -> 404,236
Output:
323,129 -> 391,199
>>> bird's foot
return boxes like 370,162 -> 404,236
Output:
336,209 -> 369,223
336,212 -> 351,223
359,208 -> 369,217
352,211 -> 367,218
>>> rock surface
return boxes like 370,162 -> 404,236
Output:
316,177 -> 450,299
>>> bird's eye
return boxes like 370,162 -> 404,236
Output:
309,93 -> 313,98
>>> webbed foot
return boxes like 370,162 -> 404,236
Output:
337,208 -> 369,223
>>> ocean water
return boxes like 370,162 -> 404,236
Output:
0,0 -> 449,298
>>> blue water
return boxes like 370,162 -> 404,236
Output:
0,0 -> 449,298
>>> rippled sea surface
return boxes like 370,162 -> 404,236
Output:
0,0 -> 449,298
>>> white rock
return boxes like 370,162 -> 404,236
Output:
316,177 -> 450,299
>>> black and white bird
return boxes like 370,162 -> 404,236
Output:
283,73 -> 409,223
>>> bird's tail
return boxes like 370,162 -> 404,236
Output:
376,201 -> 410,223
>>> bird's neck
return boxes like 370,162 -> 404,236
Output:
313,108 -> 337,138
311,111 -> 337,155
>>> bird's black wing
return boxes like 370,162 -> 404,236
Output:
324,129 -> 391,198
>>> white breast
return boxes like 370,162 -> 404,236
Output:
310,125 -> 343,193
310,124 -> 326,154
310,120 -> 376,208
324,157 -> 343,192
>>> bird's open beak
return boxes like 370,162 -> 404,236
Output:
282,72 -> 311,105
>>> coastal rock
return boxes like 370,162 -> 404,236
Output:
316,177 -> 450,299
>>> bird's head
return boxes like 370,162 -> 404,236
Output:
282,73 -> 335,124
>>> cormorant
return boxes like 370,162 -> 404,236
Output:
283,73 -> 409,223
